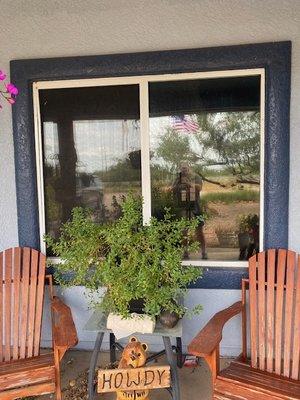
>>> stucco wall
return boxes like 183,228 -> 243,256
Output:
41,286 -> 243,354
0,0 -> 300,355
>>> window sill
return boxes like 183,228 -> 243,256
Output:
47,256 -> 247,268
46,256 -> 248,290
181,260 -> 247,268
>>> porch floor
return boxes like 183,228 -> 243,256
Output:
35,350 -> 231,400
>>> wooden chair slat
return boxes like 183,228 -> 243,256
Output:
0,352 -> 54,373
0,381 -> 56,400
0,247 -> 77,399
257,251 -> 266,370
249,254 -> 258,368
189,248 -> 300,400
242,279 -> 247,359
291,256 -> 300,380
12,248 -> 21,360
27,250 -> 39,358
4,249 -> 12,362
275,249 -> 287,375
19,248 -> 31,359
217,361 -> 300,399
283,251 -> 296,377
33,253 -> 46,357
266,249 -> 276,373
0,353 -> 55,391
0,253 -> 3,361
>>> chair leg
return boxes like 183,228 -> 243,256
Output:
54,349 -> 62,400
204,345 -> 220,387
55,368 -> 62,400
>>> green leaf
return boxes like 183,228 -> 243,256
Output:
44,194 -> 202,318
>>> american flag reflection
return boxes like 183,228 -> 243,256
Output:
171,115 -> 199,133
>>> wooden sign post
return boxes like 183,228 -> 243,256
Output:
98,365 -> 171,393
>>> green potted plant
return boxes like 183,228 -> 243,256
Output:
45,195 -> 202,328
237,213 -> 259,260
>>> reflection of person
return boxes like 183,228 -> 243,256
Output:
238,214 -> 259,260
173,162 -> 207,260
248,221 -> 259,259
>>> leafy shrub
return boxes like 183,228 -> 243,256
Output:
238,213 -> 259,232
45,195 -> 202,318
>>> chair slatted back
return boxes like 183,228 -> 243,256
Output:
0,247 -> 46,362
246,249 -> 300,380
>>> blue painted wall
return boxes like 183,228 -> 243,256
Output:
11,41 -> 291,288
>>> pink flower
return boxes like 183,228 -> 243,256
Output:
0,70 -> 6,81
6,83 -> 18,96
7,98 -> 15,105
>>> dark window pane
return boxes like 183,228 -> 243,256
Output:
149,77 -> 261,262
40,85 -> 141,255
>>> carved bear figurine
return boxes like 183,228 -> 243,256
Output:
117,337 -> 149,400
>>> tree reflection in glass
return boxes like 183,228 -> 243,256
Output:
149,77 -> 261,262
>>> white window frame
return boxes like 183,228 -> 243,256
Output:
33,68 -> 265,267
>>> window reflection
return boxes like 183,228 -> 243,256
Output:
149,77 -> 260,262
40,77 -> 261,262
40,85 -> 141,254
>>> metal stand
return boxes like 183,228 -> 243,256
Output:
163,336 -> 181,400
88,332 -> 182,400
88,332 -> 104,400
176,337 -> 184,368
109,332 -> 116,364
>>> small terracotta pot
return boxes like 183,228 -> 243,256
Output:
159,310 -> 180,328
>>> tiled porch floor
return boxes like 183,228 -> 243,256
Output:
36,350 -> 231,400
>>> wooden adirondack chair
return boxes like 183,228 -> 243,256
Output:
188,249 -> 300,399
0,247 -> 78,400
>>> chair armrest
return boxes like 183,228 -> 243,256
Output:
51,296 -> 78,351
188,301 -> 243,357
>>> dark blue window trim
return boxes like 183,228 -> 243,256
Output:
11,41 -> 291,289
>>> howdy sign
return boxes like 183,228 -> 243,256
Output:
98,365 -> 171,393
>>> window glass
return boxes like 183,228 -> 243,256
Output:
40,85 -> 141,254
149,77 -> 260,262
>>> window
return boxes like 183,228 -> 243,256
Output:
34,69 -> 264,265
39,85 -> 141,256
149,77 -> 262,263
